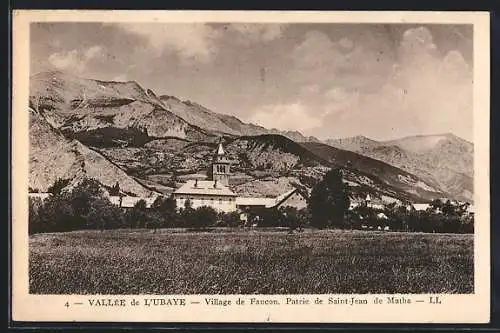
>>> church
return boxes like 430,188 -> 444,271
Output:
172,142 -> 308,213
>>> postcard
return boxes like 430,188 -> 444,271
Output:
11,10 -> 490,323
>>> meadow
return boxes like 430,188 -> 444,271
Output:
29,229 -> 474,294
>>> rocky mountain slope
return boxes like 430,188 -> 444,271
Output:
159,95 -> 320,142
29,108 -> 152,196
94,133 -> 445,202
30,71 -> 214,147
327,134 -> 473,202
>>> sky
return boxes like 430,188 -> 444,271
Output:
30,22 -> 473,141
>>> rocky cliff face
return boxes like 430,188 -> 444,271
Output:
29,108 -> 152,196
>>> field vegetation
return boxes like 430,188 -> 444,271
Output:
29,229 -> 473,294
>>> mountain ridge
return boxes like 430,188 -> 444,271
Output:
326,133 -> 473,202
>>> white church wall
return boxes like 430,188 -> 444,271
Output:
175,195 -> 237,213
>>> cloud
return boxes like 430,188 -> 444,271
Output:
289,30 -> 393,93
117,23 -> 221,63
319,26 -> 473,141
400,27 -> 438,53
270,26 -> 473,141
112,74 -> 129,82
249,102 -> 323,131
228,23 -> 287,44
339,37 -> 354,50
291,30 -> 345,69
84,45 -> 103,59
48,45 -> 103,73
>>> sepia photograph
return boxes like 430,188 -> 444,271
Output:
11,10 -> 490,323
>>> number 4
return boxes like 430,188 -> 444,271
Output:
65,302 -> 70,308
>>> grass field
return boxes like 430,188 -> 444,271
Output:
29,229 -> 474,294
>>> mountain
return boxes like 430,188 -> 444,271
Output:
326,135 -> 381,152
326,133 -> 473,202
29,108 -> 153,196
93,132 -> 445,202
300,141 -> 443,202
29,71 -> 214,147
28,71 -> 457,203
159,95 -> 320,142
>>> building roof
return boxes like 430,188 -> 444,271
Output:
413,203 -> 430,211
274,189 -> 302,207
173,180 -> 237,197
109,196 -> 158,208
236,189 -> 306,208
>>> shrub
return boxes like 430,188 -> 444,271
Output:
217,211 -> 242,227
190,206 -> 218,229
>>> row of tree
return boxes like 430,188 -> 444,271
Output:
29,170 -> 474,234
29,178 -> 244,234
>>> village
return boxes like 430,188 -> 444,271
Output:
28,141 -> 474,232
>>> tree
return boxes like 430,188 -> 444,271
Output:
127,199 -> 149,229
278,206 -> 306,232
296,207 -> 311,228
179,199 -> 195,228
383,202 -> 408,231
86,198 -> 124,231
109,182 -> 121,196
151,196 -> 177,227
37,194 -> 76,232
308,169 -> 350,229
47,178 -> 71,196
28,197 -> 43,234
252,207 -> 285,227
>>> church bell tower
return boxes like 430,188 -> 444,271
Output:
212,142 -> 231,186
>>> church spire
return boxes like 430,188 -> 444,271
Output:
217,142 -> 225,156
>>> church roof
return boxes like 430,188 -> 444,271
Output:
173,180 -> 237,197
